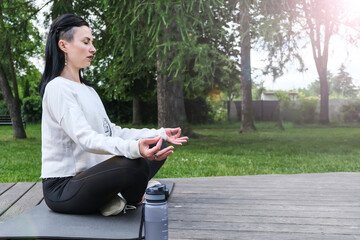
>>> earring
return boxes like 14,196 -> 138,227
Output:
64,53 -> 68,66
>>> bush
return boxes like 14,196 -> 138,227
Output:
103,99 -> 133,124
341,101 -> 360,122
208,101 -> 227,123
185,97 -> 212,124
281,97 -> 318,124
102,99 -> 158,125
299,97 -> 318,123
0,100 -> 8,115
281,102 -> 301,123
21,95 -> 42,123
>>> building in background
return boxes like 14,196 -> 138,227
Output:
261,92 -> 298,101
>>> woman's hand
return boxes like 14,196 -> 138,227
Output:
165,127 -> 189,145
139,136 -> 174,161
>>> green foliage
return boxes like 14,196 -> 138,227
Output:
330,64 -> 357,98
275,90 -> 291,102
101,98 -> 159,125
185,97 -> 211,124
302,80 -> 320,97
299,97 -> 318,123
0,100 -> 8,115
255,0 -> 305,81
341,101 -> 360,122
281,96 -> 318,124
0,0 -> 41,137
19,65 -> 41,99
0,0 -> 42,78
105,0 -> 233,99
208,100 -> 227,123
299,67 -> 358,99
252,80 -> 266,100
21,95 -> 42,123
90,2 -> 158,102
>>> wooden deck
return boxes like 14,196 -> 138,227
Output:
1,172 -> 360,239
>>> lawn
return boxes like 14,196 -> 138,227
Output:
1,122 -> 360,182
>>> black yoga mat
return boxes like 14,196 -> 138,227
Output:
0,180 -> 174,240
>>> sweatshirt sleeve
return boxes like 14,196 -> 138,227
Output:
111,123 -> 167,141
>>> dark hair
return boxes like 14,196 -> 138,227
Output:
39,14 -> 92,97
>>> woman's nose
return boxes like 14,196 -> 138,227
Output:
90,44 -> 96,53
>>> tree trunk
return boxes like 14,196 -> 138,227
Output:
0,5 -> 26,139
239,1 -> 256,133
303,0 -> 332,124
132,97 -> 142,125
319,71 -> 329,124
157,59 -> 194,137
273,102 -> 284,130
227,93 -> 232,122
156,6 -> 196,138
0,67 -> 26,139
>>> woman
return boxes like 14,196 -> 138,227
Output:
39,14 -> 188,215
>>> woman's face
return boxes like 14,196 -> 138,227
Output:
59,26 -> 96,70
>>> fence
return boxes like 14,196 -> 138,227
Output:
227,99 -> 360,122
228,100 -> 280,122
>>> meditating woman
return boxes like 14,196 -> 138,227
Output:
39,14 -> 188,216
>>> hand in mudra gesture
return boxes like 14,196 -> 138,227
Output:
164,127 -> 189,145
139,128 -> 188,161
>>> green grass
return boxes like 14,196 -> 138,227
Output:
1,122 -> 360,182
0,124 -> 42,182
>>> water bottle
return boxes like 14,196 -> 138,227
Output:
144,184 -> 169,240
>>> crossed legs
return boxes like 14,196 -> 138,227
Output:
43,140 -> 167,214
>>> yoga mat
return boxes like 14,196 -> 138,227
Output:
0,180 -> 174,240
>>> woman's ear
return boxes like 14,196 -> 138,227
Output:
58,40 -> 67,53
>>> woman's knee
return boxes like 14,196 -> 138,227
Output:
160,138 -> 168,150
149,138 -> 167,150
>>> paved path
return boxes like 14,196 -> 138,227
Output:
1,173 -> 360,239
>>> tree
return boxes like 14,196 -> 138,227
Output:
51,0 -> 74,20
235,0 -> 298,132
0,0 -> 41,138
294,0 -> 360,123
301,0 -> 338,124
238,0 -> 256,133
330,64 -> 356,98
107,0 -> 225,136
259,0 -> 357,124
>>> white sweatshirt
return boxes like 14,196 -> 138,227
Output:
41,76 -> 166,178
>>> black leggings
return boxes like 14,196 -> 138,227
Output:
42,141 -> 167,214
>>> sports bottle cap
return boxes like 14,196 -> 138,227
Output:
145,184 -> 169,202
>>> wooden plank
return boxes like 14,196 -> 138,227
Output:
0,182 -> 43,222
169,220 -> 360,235
0,183 -> 15,195
169,197 -> 360,207
169,205 -> 360,219
169,195 -> 360,204
168,214 -> 360,226
0,182 -> 35,217
172,185 -> 360,193
169,229 -> 359,240
169,202 -> 360,215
